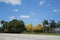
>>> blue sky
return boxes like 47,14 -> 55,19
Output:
0,0 -> 60,26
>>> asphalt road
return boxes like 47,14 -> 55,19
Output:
0,33 -> 60,40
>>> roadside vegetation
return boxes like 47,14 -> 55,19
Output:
0,19 -> 60,35
0,19 -> 25,33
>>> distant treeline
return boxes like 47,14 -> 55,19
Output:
25,20 -> 60,33
0,19 -> 60,33
0,19 -> 26,33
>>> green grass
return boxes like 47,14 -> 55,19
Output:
21,32 -> 60,36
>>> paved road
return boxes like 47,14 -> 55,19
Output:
0,34 -> 60,40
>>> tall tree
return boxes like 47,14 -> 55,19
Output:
50,20 -> 57,32
0,19 -> 25,33
50,20 -> 57,28
8,19 -> 25,33
33,24 -> 42,32
57,21 -> 60,28
25,24 -> 33,32
43,20 -> 49,32
1,20 -> 5,24
1,20 -> 9,32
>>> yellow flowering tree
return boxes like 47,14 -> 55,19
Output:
32,24 -> 42,32
25,24 -> 33,32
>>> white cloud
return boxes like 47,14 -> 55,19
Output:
9,16 -> 16,20
14,9 -> 19,12
40,0 -> 45,6
30,11 -> 35,15
20,15 -> 30,19
53,10 -> 57,12
53,9 -> 60,12
0,0 -> 21,6
40,0 -> 51,6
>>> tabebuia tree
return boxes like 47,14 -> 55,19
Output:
32,24 -> 42,32
1,19 -> 25,33
25,24 -> 33,32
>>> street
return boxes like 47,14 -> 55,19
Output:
0,33 -> 60,40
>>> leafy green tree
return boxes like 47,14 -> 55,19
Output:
8,19 -> 25,33
0,19 -> 25,33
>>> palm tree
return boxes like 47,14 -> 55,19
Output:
43,20 -> 49,32
57,21 -> 60,28
1,20 -> 5,24
1,20 -> 9,32
50,20 -> 57,32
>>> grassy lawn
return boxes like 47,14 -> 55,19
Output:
21,32 -> 60,36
